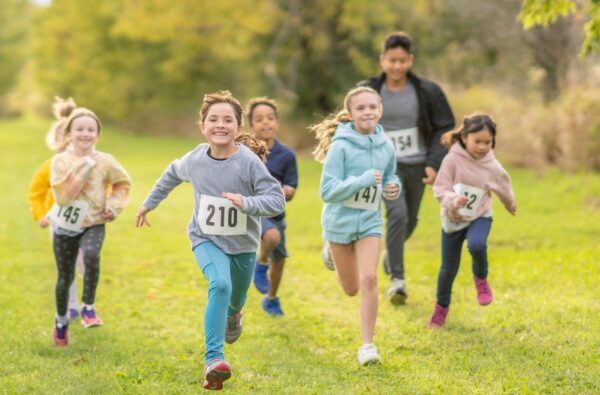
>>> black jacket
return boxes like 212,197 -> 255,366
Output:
357,71 -> 455,170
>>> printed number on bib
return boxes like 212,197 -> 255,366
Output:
343,184 -> 382,211
387,128 -> 420,159
198,195 -> 247,235
453,183 -> 485,217
49,201 -> 89,232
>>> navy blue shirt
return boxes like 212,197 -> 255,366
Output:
266,139 -> 298,220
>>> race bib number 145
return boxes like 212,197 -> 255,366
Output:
49,200 -> 89,232
198,195 -> 247,236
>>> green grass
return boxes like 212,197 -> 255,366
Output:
1,118 -> 599,394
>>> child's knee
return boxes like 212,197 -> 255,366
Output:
262,228 -> 281,246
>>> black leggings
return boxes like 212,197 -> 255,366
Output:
53,225 -> 105,316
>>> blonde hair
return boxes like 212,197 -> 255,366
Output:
199,90 -> 269,163
441,112 -> 497,149
46,96 -> 77,152
245,97 -> 278,126
56,107 -> 102,152
309,86 -> 381,163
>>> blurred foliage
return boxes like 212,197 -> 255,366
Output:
0,0 -> 598,154
519,0 -> 600,57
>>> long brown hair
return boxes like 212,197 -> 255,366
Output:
46,96 -> 77,152
199,90 -> 269,162
309,86 -> 381,163
441,112 -> 497,149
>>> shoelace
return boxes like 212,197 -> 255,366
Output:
83,309 -> 96,318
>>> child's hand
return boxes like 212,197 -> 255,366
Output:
383,182 -> 399,200
38,218 -> 50,228
454,195 -> 469,208
102,209 -> 115,221
136,205 -> 152,227
373,170 -> 382,184
422,166 -> 437,185
222,192 -> 244,209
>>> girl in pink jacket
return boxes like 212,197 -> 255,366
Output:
428,113 -> 516,329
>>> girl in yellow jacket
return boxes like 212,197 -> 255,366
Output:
27,97 -> 84,320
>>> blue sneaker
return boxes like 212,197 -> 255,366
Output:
68,308 -> 79,321
262,296 -> 284,316
53,320 -> 69,346
253,263 -> 269,294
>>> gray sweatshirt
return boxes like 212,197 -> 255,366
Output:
143,143 -> 285,254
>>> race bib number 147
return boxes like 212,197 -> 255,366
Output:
343,184 -> 382,212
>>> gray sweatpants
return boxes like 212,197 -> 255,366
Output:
383,162 -> 426,280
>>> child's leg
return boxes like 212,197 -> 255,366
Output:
267,257 -> 285,298
436,228 -> 467,307
258,228 -> 280,264
355,236 -> 380,344
68,249 -> 84,311
79,225 -> 106,306
229,252 -> 257,315
329,242 -> 359,296
193,242 -> 233,363
53,233 -> 81,317
466,217 -> 492,278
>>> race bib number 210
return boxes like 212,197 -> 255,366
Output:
198,195 -> 247,235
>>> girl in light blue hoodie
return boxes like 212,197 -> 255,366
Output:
311,86 -> 401,366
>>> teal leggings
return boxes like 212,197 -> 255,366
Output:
193,241 -> 256,363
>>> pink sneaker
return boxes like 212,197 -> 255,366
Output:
81,306 -> 103,328
203,358 -> 232,390
474,277 -> 493,306
428,303 -> 449,329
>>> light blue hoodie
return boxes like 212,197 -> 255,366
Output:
320,122 -> 401,243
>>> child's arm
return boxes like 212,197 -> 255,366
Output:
236,160 -> 286,217
493,164 -> 516,215
137,155 -> 190,227
104,155 -> 132,220
51,155 -> 96,206
320,143 -> 378,203
282,152 -> 298,201
27,159 -> 52,223
382,150 -> 401,200
433,158 -> 464,211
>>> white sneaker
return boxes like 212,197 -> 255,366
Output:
322,241 -> 335,271
357,343 -> 381,366
387,278 -> 407,305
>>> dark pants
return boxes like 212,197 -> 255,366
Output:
383,162 -> 426,280
436,217 -> 492,307
53,225 -> 105,316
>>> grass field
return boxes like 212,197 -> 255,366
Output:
1,118 -> 599,394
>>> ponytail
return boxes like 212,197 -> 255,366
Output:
440,112 -> 497,149
236,133 -> 269,163
46,96 -> 77,152
309,110 -> 350,163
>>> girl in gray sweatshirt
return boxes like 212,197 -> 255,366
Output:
136,91 -> 285,391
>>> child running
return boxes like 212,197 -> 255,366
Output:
28,96 -> 84,320
50,107 -> 131,345
428,113 -> 516,329
247,97 -> 298,316
136,90 -> 285,390
311,86 -> 400,366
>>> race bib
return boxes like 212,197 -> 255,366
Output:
387,128 -> 420,159
198,195 -> 247,235
49,200 -> 89,232
343,184 -> 382,212
453,183 -> 485,217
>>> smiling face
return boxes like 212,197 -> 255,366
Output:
249,104 -> 278,143
461,128 -> 494,159
347,91 -> 382,134
200,102 -> 241,149
379,47 -> 413,85
69,115 -> 99,152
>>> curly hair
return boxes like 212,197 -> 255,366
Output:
46,96 -> 77,152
